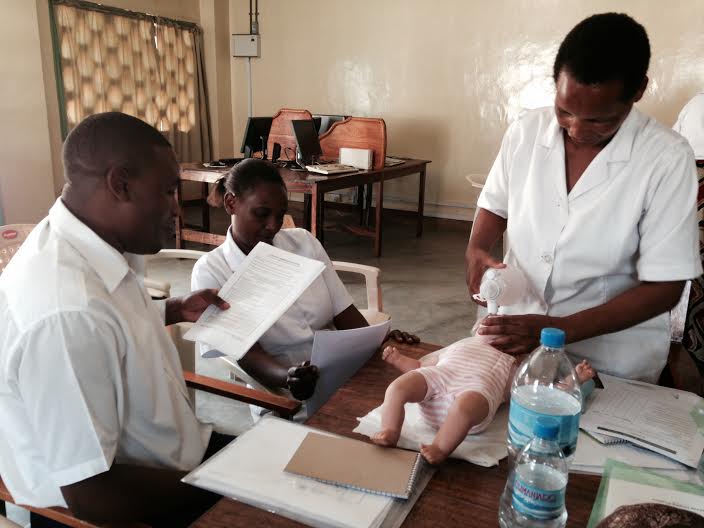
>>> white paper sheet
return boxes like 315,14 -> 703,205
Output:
307,320 -> 392,416
185,242 -> 325,359
580,374 -> 704,467
603,480 -> 704,518
183,417 -> 393,528
572,431 -> 688,475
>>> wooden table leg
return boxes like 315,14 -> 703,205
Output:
201,182 -> 210,232
374,179 -> 383,257
175,181 -> 184,249
357,185 -> 364,225
303,194 -> 312,230
318,192 -> 325,246
310,187 -> 325,245
364,183 -> 373,226
417,167 -> 426,237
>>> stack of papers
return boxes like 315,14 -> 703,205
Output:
185,243 -> 325,360
183,417 -> 432,528
579,374 -> 704,468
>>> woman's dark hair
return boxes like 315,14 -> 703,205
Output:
553,13 -> 650,101
207,158 -> 285,207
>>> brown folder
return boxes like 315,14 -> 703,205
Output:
284,432 -> 422,499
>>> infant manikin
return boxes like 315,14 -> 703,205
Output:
371,266 -> 596,464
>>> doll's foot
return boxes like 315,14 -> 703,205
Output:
371,428 -> 400,447
420,443 -> 450,465
382,346 -> 420,373
575,360 -> 596,383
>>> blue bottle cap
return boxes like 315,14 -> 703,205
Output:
534,417 -> 559,440
540,328 -> 565,348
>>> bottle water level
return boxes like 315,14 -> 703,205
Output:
510,463 -> 567,527
507,385 -> 581,463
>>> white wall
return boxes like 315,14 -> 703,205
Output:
0,1 -> 55,224
228,0 -> 704,220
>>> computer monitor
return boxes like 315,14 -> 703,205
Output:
291,119 -> 323,166
314,114 -> 347,135
313,117 -> 322,132
240,117 -> 273,158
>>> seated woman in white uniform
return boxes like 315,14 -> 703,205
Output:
192,158 -> 418,405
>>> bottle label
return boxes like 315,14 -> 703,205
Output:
508,398 -> 580,457
512,474 -> 566,520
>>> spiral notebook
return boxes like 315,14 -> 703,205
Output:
284,432 -> 423,500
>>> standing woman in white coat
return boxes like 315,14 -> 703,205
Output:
465,13 -> 702,382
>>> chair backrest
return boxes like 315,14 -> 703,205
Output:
266,108 -> 314,162
0,224 -> 35,274
670,281 -> 692,343
319,117 -> 387,170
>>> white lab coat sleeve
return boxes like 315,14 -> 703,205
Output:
477,120 -> 521,219
637,144 -> 703,281
17,311 -> 125,487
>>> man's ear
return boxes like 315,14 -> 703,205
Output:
631,76 -> 648,103
223,191 -> 237,215
105,166 -> 131,202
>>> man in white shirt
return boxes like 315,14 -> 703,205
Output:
465,13 -> 702,382
0,112 -> 230,527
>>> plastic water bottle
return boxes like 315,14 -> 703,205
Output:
479,265 -> 529,314
506,328 -> 582,464
499,417 -> 568,528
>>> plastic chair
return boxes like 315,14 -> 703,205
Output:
0,225 -> 35,274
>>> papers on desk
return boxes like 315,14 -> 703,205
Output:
183,417 -> 433,528
307,320 -> 392,416
587,460 -> 704,527
579,374 -> 704,468
185,242 -> 324,360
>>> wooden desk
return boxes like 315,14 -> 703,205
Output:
191,342 -> 601,528
178,160 -> 430,257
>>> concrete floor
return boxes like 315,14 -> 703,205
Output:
149,203 -> 478,436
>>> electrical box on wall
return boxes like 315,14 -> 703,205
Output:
231,34 -> 260,57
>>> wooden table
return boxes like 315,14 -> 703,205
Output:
178,159 -> 430,257
191,342 -> 601,527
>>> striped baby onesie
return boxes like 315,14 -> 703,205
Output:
415,336 -> 517,433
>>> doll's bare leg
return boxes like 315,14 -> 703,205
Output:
420,391 -> 490,465
371,371 -> 428,447
382,345 -> 424,373
575,360 -> 596,383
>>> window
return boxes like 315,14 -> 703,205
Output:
50,0 -> 212,161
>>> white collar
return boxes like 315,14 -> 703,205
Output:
222,227 -> 247,272
49,199 -> 131,293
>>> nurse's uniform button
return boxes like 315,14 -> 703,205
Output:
540,254 -> 553,264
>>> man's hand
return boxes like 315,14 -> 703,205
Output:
477,314 -> 565,355
286,361 -> 319,400
388,329 -> 420,344
165,289 -> 229,326
465,248 -> 505,302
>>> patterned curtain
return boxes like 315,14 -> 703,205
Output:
50,0 -> 212,162
683,162 -> 704,376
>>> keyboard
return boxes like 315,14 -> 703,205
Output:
305,163 -> 359,175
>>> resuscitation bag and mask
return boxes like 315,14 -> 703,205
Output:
473,265 -> 529,315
